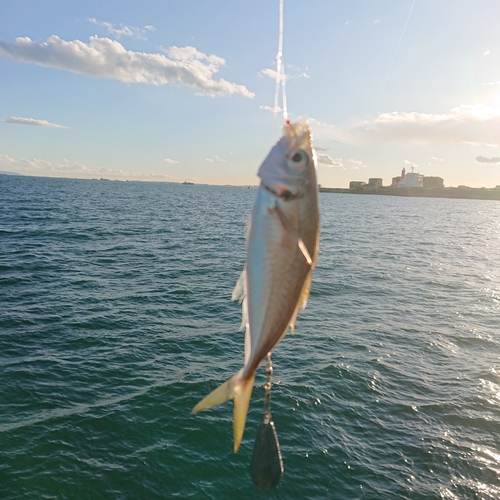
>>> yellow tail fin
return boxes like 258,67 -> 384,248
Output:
192,369 -> 255,452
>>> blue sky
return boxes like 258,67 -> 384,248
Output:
1,0 -> 499,187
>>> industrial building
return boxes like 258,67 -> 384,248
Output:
354,167 -> 444,190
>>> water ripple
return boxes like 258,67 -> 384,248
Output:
1,177 -> 499,498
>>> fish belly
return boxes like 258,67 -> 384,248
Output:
244,187 -> 311,376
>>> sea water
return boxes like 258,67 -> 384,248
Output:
1,175 -> 499,499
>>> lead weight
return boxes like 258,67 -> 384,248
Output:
250,413 -> 284,489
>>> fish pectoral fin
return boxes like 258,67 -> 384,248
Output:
288,269 -> 313,333
298,238 -> 312,266
192,369 -> 255,453
274,204 -> 312,267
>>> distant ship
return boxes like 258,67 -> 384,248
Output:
182,181 -> 194,185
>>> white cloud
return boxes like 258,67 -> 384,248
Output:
259,104 -> 282,114
348,158 -> 366,170
316,153 -> 343,168
163,157 -> 179,164
306,117 -> 345,144
0,36 -> 254,98
0,154 -> 98,174
310,101 -> 500,147
164,45 -> 225,67
259,68 -> 279,80
205,155 -> 225,163
0,153 -> 23,171
259,66 -> 310,81
354,105 -> 500,146
484,50 -> 491,56
475,156 -> 500,164
0,153 -> 179,181
87,18 -> 155,40
403,159 -> 419,170
4,116 -> 68,128
374,19 -> 381,24
429,156 -> 444,161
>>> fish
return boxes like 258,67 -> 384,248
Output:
192,122 -> 320,452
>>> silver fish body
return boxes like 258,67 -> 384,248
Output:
193,122 -> 320,451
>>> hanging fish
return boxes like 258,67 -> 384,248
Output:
192,122 -> 320,452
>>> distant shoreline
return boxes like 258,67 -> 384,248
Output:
319,186 -> 500,201
0,171 -> 24,176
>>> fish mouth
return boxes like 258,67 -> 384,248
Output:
262,183 -> 300,201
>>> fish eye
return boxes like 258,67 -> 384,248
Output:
290,150 -> 308,164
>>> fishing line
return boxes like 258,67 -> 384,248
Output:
250,352 -> 284,489
249,3 -> 289,488
263,352 -> 273,415
374,0 -> 416,113
273,0 -> 289,123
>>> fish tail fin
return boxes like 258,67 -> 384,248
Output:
192,369 -> 255,452
232,372 -> 255,452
